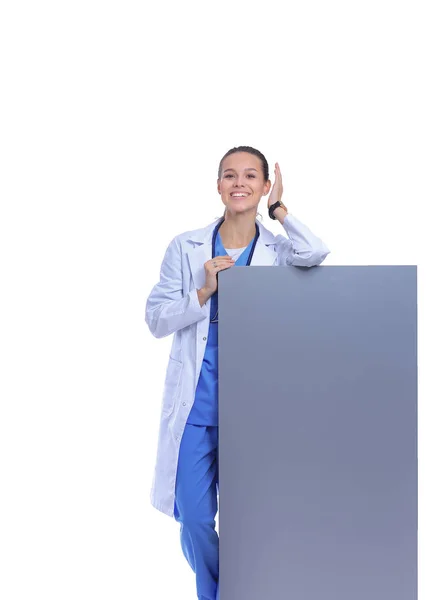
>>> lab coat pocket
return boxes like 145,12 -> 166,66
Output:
161,356 -> 183,418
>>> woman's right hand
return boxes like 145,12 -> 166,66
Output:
198,255 -> 235,304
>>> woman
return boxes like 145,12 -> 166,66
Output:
145,146 -> 330,600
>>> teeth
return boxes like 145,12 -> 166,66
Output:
231,193 -> 248,197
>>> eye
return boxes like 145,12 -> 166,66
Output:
247,174 -> 256,178
224,174 -> 234,178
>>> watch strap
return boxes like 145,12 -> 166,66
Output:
269,200 -> 284,220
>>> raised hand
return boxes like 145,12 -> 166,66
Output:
267,162 -> 284,211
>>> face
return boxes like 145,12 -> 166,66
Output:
217,152 -> 271,215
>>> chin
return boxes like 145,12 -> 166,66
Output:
227,205 -> 257,213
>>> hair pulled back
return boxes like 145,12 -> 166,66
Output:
217,146 -> 269,181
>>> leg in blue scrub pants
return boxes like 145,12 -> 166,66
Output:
174,423 -> 219,600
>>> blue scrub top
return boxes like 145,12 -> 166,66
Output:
187,229 -> 256,426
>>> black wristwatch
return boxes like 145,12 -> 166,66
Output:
269,200 -> 287,220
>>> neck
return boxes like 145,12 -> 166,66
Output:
219,210 -> 257,248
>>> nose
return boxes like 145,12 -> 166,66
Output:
234,175 -> 246,187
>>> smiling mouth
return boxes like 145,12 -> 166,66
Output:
230,193 -> 250,198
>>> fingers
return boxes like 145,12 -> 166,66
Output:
206,256 -> 234,272
211,259 -> 234,270
204,256 -> 235,293
217,263 -> 233,272
209,256 -> 234,264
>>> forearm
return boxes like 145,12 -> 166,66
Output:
145,288 -> 208,338
275,211 -> 330,266
197,287 -> 212,307
272,205 -> 288,224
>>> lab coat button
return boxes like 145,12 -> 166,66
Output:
203,337 -> 207,341
182,402 -> 186,406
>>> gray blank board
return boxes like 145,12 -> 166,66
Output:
218,265 -> 417,600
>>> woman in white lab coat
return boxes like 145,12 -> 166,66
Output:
145,146 -> 330,600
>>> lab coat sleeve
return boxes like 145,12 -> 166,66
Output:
275,213 -> 331,267
145,236 -> 209,338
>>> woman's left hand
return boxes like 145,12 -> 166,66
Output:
267,162 -> 287,212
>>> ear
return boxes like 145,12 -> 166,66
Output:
217,179 -> 221,194
264,180 -> 272,195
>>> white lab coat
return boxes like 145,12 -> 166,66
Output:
145,214 -> 330,517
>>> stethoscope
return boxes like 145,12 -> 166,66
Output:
211,217 -> 260,265
209,217 -> 260,323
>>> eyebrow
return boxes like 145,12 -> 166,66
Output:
223,168 -> 258,173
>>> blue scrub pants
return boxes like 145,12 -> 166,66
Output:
174,423 -> 219,600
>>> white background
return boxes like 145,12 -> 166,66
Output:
0,1 -> 427,598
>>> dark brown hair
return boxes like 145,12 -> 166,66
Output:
217,146 -> 269,181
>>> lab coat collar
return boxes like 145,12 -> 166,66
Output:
186,217 -> 278,290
